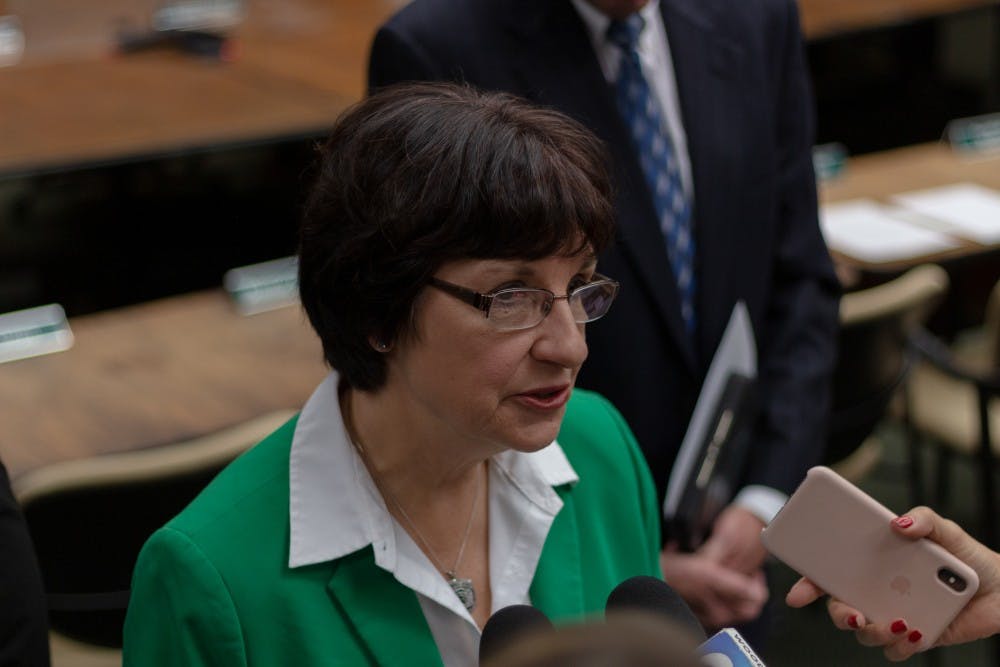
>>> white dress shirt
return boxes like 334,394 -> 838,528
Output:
287,373 -> 579,667
569,0 -> 787,524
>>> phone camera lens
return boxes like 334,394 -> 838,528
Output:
938,567 -> 967,592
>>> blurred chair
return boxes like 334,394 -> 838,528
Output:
824,265 -> 949,484
906,277 -> 1000,547
12,409 -> 295,666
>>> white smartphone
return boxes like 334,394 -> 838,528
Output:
761,466 -> 979,649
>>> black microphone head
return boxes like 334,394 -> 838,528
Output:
479,604 -> 554,664
606,576 -> 706,641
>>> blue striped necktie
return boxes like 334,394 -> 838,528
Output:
607,15 -> 697,336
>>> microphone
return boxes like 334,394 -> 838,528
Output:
478,604 -> 553,665
605,575 -> 706,641
605,576 -> 767,665
700,628 -> 767,666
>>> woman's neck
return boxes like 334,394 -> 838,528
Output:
341,383 -> 487,505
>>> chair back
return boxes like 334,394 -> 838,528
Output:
12,409 -> 295,648
824,265 -> 949,465
985,277 -> 1000,368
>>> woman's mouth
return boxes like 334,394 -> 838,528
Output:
514,385 -> 571,410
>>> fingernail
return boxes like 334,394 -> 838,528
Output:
891,620 -> 908,634
847,614 -> 860,629
908,630 -> 923,643
894,516 -> 914,529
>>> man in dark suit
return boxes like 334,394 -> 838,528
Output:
369,0 -> 840,632
0,461 -> 49,667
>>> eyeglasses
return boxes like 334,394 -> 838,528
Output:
427,273 -> 620,331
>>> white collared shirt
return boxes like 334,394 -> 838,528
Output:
288,373 -> 579,667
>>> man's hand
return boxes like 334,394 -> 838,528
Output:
699,505 -> 768,575
660,545 -> 769,630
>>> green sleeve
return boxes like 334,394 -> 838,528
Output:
600,395 -> 662,577
123,527 -> 248,667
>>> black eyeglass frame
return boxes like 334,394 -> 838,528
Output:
426,273 -> 620,330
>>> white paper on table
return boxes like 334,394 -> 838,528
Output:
664,302 -> 755,520
819,199 -> 961,263
892,183 -> 1000,245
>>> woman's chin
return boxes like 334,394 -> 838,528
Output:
504,422 -> 564,454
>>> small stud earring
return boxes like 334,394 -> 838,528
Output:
377,341 -> 389,351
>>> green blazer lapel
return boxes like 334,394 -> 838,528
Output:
327,548 -> 443,667
529,486 -> 584,621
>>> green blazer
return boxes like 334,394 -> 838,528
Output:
123,389 -> 661,666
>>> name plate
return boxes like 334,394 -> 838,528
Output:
0,304 -> 73,364
223,256 -> 299,316
153,0 -> 245,32
947,113 -> 1000,155
813,142 -> 847,182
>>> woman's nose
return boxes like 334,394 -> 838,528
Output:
532,298 -> 588,369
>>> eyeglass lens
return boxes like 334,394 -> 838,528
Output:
489,282 -> 617,330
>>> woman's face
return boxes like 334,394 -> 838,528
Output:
384,250 -> 596,458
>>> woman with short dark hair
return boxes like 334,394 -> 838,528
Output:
123,83 -> 661,667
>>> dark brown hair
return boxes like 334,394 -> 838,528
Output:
298,82 -> 615,390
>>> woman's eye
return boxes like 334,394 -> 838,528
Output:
493,290 -> 521,303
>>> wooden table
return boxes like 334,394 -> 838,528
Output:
0,0 -> 399,176
798,0 -> 998,40
0,293 -> 326,477
4,0 -> 995,175
819,142 -> 1000,274
821,143 -> 1000,203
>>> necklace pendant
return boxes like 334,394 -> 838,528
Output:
447,573 -> 476,611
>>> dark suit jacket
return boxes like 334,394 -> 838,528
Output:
0,462 -> 49,667
369,0 -> 841,507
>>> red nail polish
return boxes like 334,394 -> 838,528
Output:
891,620 -> 907,634
894,516 -> 914,529
908,630 -> 923,643
847,614 -> 859,629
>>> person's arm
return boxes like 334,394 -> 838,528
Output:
689,0 -> 840,585
123,527 -> 247,667
746,0 -> 841,498
787,506 -> 1000,661
0,463 -> 49,667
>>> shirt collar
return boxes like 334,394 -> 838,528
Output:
571,0 -> 662,50
288,372 -> 578,569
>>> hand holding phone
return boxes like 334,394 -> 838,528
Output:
761,467 -> 978,650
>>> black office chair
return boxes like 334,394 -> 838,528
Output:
12,409 -> 294,663
824,265 -> 949,483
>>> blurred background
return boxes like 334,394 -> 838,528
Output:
0,0 -> 998,665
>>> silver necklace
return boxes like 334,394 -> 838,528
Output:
386,467 -> 481,611
350,437 -> 482,611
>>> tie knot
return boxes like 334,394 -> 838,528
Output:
606,14 -> 645,53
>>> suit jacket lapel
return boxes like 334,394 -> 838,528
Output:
529,485 -> 584,620
659,0 -> 745,366
327,548 -> 444,667
505,1 -> 697,372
